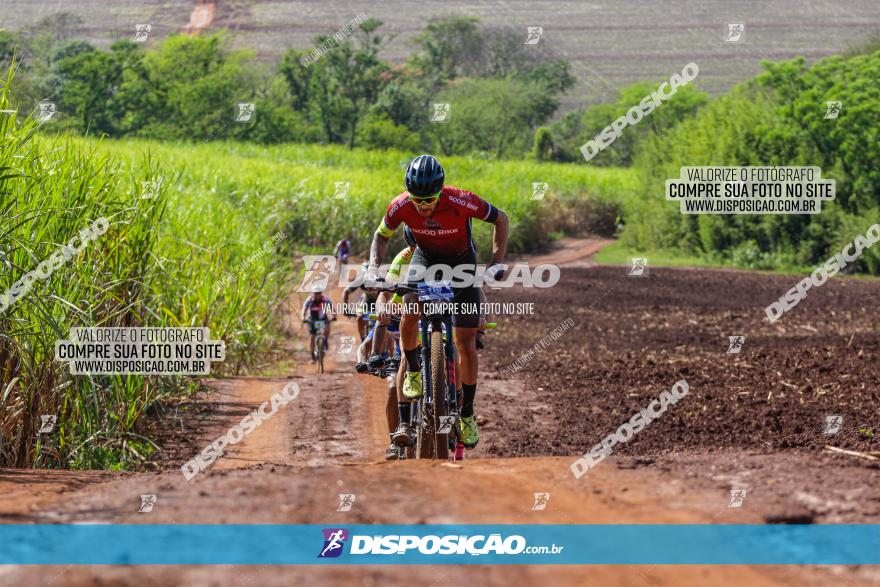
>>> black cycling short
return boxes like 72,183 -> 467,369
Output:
307,317 -> 329,335
408,247 -> 480,328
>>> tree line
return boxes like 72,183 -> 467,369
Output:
1,14 -> 581,158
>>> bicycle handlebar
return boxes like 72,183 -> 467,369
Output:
368,312 -> 496,329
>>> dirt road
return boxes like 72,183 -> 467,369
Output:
0,239 -> 876,585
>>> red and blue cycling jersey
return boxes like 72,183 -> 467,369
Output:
303,295 -> 332,321
378,186 -> 498,257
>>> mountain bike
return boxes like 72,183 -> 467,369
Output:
304,317 -> 330,373
370,282 -> 495,460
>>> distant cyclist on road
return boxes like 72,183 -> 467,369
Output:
300,285 -> 336,362
333,239 -> 351,264
367,154 -> 509,450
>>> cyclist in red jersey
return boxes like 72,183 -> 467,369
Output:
367,155 -> 509,450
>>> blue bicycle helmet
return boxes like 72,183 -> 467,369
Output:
404,155 -> 444,197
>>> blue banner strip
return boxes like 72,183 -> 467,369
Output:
0,524 -> 877,565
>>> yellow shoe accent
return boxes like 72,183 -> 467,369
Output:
460,415 -> 479,448
403,371 -> 423,399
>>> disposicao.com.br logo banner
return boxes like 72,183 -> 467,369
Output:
317,527 -> 562,560
1,525 -> 878,565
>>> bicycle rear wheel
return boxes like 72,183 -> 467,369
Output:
415,342 -> 434,459
317,336 -> 325,373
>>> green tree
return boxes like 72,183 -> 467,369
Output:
141,33 -> 255,140
427,78 -> 556,157
304,19 -> 390,147
549,80 -> 709,164
54,42 -> 122,134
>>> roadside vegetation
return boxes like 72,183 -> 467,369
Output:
0,73 -> 291,469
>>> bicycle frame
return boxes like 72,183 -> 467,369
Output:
372,279 -> 461,459
415,308 -> 460,458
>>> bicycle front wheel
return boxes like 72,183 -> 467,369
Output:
429,329 -> 449,460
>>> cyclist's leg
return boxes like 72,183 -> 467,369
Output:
307,321 -> 317,359
453,327 -> 478,385
391,351 -> 413,444
385,373 -> 397,433
370,291 -> 394,362
357,314 -> 367,341
450,257 -> 481,447
357,328 -> 372,363
450,253 -> 480,388
399,291 -> 421,360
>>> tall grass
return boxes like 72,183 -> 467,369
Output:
80,138 -> 640,259
0,71 -> 292,469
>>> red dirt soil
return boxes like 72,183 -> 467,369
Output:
0,239 -> 877,586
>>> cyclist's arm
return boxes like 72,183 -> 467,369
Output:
301,300 -> 310,321
341,285 -> 356,305
385,246 -> 415,306
370,221 -> 393,269
490,208 -> 509,265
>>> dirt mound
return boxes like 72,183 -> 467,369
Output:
481,265 -> 880,457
